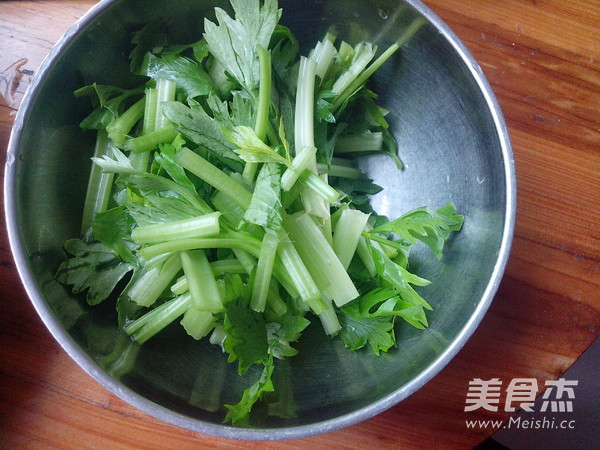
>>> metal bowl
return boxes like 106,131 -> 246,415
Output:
5,0 -> 515,440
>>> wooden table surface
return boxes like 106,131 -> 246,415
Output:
0,1 -> 598,448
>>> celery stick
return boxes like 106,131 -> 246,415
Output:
128,253 -> 183,307
180,250 -> 223,312
126,293 -> 193,344
177,148 -> 252,209
250,231 -> 280,312
333,209 -> 370,269
318,298 -> 342,336
294,57 -> 317,152
280,145 -> 316,191
284,213 -> 359,307
299,170 -> 339,202
334,131 -> 383,154
107,97 -> 145,147
181,306 -> 215,340
138,235 -> 262,260
276,240 -> 327,314
81,130 -> 115,234
266,280 -> 287,317
131,212 -> 221,244
155,78 -> 177,130
124,125 -> 178,153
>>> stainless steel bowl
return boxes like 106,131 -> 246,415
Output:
5,0 -> 515,440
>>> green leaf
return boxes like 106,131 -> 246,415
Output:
244,163 -> 283,231
160,101 -> 244,172
129,21 -> 168,73
203,0 -> 281,94
223,126 -> 290,166
155,135 -> 197,193
338,309 -> 395,355
224,354 -> 275,425
223,297 -> 270,374
140,52 -> 215,99
56,239 -> 133,305
92,206 -> 138,265
370,203 -> 464,259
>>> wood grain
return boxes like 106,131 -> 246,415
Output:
1,0 -> 598,448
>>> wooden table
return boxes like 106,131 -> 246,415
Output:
1,1 -> 598,448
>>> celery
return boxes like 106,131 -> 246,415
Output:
131,211 -> 221,244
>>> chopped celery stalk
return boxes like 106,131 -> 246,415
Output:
333,209 -> 370,269
142,87 -> 158,135
177,148 -> 252,209
155,78 -> 177,130
276,240 -> 327,314
171,274 -> 189,295
131,211 -> 221,244
232,248 -> 257,274
81,130 -> 115,234
294,57 -> 317,152
250,231 -> 280,312
280,146 -> 317,191
338,41 -> 354,64
317,188 -> 334,246
266,280 -> 287,317
180,250 -> 223,312
317,162 -> 362,179
126,293 -> 193,344
124,125 -> 178,153
311,38 -> 336,82
331,42 -> 377,96
334,131 -> 383,154
284,213 -> 359,307
299,170 -> 339,202
356,235 -> 377,277
318,299 -> 342,336
181,306 -> 216,340
212,190 -> 245,228
209,324 -> 226,349
333,42 -> 400,111
139,235 -> 262,260
300,184 -> 331,218
107,97 -> 145,147
211,259 -> 247,275
128,253 -> 183,307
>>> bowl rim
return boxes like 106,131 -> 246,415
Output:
4,0 -> 516,441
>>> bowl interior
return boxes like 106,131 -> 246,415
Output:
7,0 -> 512,438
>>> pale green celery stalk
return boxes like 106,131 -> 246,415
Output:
317,160 -> 362,179
180,250 -> 223,312
181,307 -> 215,340
284,213 -> 359,307
181,308 -> 215,340
212,191 -> 245,228
334,131 -> 383,154
338,41 -> 354,64
155,78 -> 177,130
128,253 -> 183,307
124,126 -> 178,153
129,87 -> 158,171
280,146 -> 317,192
331,42 -> 377,97
364,232 -> 398,259
294,57 -> 317,154
81,130 -> 115,234
250,231 -> 280,312
333,209 -> 371,269
164,260 -> 243,295
209,324 -> 226,348
333,43 -> 400,111
232,248 -> 257,274
298,170 -> 339,202
301,185 -> 330,218
138,235 -> 261,260
126,293 -> 193,344
177,148 -> 252,209
242,45 -> 272,186
266,280 -> 287,317
317,176 -> 334,246
130,212 -> 221,244
356,222 -> 385,277
276,240 -> 327,314
318,298 -> 342,335
107,97 -> 145,147
310,38 -> 336,82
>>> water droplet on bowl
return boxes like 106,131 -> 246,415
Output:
378,8 -> 389,19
